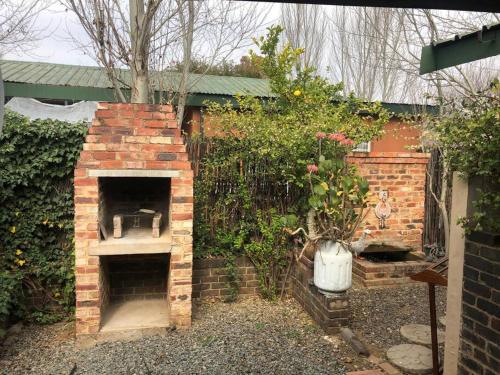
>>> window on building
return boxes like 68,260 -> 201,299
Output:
353,141 -> 371,152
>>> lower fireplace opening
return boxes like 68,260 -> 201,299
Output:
99,254 -> 170,332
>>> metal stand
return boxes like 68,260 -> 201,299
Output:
411,256 -> 448,375
429,283 -> 439,375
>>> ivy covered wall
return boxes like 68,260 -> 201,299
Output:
0,111 -> 87,324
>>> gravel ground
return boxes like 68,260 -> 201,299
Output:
0,297 -> 370,375
349,283 -> 447,358
0,285 -> 447,375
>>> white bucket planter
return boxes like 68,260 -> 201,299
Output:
314,240 -> 352,293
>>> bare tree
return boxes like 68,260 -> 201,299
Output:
0,0 -> 49,134
66,0 -> 267,126
175,0 -> 194,127
153,0 -> 268,126
327,7 -> 408,101
360,9 -> 500,102
280,3 -> 327,71
66,0 -> 178,103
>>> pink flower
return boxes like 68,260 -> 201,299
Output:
328,132 -> 346,142
315,132 -> 326,140
340,138 -> 354,146
307,164 -> 319,173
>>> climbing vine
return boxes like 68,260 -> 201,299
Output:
0,111 -> 86,323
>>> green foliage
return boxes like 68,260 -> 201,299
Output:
193,26 -> 387,300
223,255 -> 240,303
0,110 -> 87,322
29,310 -> 65,325
433,83 -> 500,233
172,56 -> 265,78
244,209 -> 289,300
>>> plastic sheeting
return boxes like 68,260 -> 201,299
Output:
5,97 -> 97,124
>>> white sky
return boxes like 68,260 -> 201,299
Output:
3,2 -> 281,66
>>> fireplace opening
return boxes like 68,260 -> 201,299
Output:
98,177 -> 171,241
99,254 -> 170,332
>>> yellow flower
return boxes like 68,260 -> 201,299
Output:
9,226 -> 16,234
16,259 -> 26,266
293,89 -> 301,97
320,182 -> 329,191
16,249 -> 23,255
336,191 -> 343,196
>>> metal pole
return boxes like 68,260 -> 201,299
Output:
429,283 -> 439,375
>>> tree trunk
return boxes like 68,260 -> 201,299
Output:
129,0 -> 150,104
176,0 -> 195,128
0,65 -> 4,135
131,72 -> 149,103
440,164 -> 450,253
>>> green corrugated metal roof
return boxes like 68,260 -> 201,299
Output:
0,60 -> 272,97
0,59 -> 437,114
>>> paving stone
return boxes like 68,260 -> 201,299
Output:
387,344 -> 433,374
347,371 -> 384,375
439,316 -> 446,327
400,324 -> 445,345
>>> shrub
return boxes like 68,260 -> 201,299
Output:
0,111 -> 87,322
432,83 -> 500,233
244,209 -> 289,300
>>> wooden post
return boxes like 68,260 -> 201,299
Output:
443,173 -> 468,375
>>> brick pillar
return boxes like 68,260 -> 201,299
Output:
168,177 -> 193,327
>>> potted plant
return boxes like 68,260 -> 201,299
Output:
290,132 -> 370,293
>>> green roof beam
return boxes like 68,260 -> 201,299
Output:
420,23 -> 500,74
4,81 -> 240,108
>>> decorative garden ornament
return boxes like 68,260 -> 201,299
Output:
349,229 -> 374,258
374,190 -> 391,229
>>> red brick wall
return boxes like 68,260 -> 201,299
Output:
74,103 -> 193,336
348,152 -> 429,250
371,119 -> 421,152
192,257 -> 259,299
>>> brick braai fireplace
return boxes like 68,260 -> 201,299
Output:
74,103 -> 193,336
